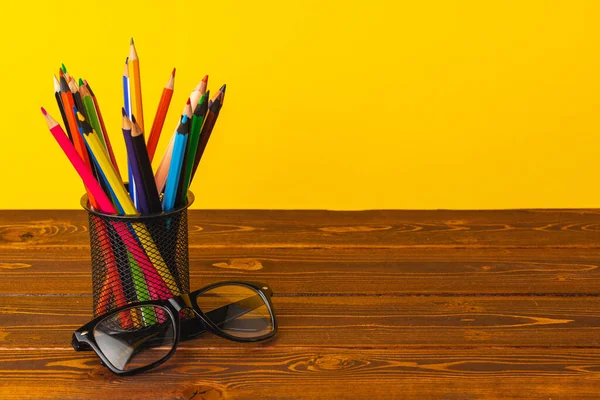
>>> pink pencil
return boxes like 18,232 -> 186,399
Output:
42,107 -> 116,214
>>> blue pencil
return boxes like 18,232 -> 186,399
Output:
122,58 -> 138,208
162,114 -> 190,212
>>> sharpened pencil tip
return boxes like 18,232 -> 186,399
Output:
122,108 -> 127,116
182,114 -> 188,124
202,75 -> 208,83
130,37 -> 134,45
84,79 -> 88,86
132,115 -> 137,124
125,57 -> 129,64
78,78 -> 84,86
219,84 -> 226,93
41,107 -> 47,116
172,68 -> 176,76
61,64 -> 67,73
186,98 -> 191,105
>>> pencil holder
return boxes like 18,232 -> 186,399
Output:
81,192 -> 195,318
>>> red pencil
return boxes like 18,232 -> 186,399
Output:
147,68 -> 175,162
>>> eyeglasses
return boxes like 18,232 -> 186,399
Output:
72,281 -> 277,375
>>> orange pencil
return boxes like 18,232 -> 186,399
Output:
59,76 -> 93,178
147,68 -> 175,162
129,38 -> 144,131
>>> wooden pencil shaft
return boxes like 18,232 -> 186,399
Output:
82,94 -> 107,149
147,77 -> 174,162
54,92 -> 73,143
87,83 -> 122,178
131,123 -> 162,214
190,109 -> 218,180
162,132 -> 187,212
129,42 -> 144,131
174,138 -> 189,207
60,81 -> 92,170
84,129 -> 136,215
122,125 -> 149,215
180,93 -> 209,199
154,132 -> 175,194
163,116 -> 190,211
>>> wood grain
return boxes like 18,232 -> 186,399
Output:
2,349 -> 600,399
2,210 -> 600,249
1,247 -> 600,295
2,296 -> 600,348
1,210 -> 600,399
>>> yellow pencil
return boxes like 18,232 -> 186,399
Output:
78,112 -> 137,214
129,38 -> 144,131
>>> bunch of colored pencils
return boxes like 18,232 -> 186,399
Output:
41,39 -> 225,319
42,38 -> 225,217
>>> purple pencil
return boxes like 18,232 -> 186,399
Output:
121,108 -> 148,214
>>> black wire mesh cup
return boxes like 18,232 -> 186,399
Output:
81,192 -> 195,318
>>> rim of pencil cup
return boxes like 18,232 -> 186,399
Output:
80,189 -> 195,219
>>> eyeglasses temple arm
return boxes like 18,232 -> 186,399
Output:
180,294 -> 267,341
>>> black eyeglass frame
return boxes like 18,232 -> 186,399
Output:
72,281 -> 277,376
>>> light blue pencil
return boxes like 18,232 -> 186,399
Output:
162,114 -> 190,212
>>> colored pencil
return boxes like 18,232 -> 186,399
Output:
155,100 -> 193,194
53,75 -> 72,143
121,111 -> 149,214
122,59 -> 132,118
86,82 -> 121,178
59,76 -> 95,179
69,78 -> 87,120
174,100 -> 197,206
163,114 -> 190,212
147,68 -> 175,162
208,84 -> 226,108
178,91 -> 209,204
131,116 -> 162,214
122,58 -> 138,208
191,94 -> 222,180
129,38 -> 144,131
154,133 -> 175,195
80,84 -> 107,149
189,74 -> 208,108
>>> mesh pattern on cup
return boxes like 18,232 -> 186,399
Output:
87,208 -> 190,318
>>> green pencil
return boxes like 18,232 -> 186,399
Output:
80,84 -> 107,148
178,91 -> 209,202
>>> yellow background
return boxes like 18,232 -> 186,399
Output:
1,0 -> 599,209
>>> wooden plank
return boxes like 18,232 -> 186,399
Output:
1,248 -> 599,295
1,210 -> 600,249
2,296 -> 600,348
1,348 -> 600,399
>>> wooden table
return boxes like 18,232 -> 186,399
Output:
1,210 -> 600,399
